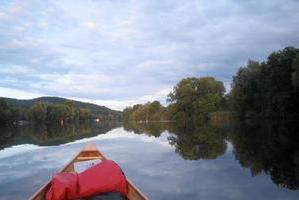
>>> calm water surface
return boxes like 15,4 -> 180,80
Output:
0,120 -> 298,200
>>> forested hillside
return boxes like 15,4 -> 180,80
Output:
0,96 -> 122,124
1,96 -> 119,114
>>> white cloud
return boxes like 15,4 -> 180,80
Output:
0,86 -> 171,110
0,0 -> 298,110
74,87 -> 172,110
0,87 -> 45,99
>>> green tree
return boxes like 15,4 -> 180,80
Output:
79,108 -> 93,121
148,101 -> 160,119
64,101 -> 80,121
123,101 -> 167,122
230,47 -> 299,118
123,107 -> 134,122
47,104 -> 67,122
195,93 -> 223,119
168,77 -> 225,121
0,100 -> 12,124
292,54 -> 299,90
30,102 -> 48,122
230,60 -> 262,117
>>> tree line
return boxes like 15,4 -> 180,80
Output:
123,101 -> 171,122
230,47 -> 299,118
123,76 -> 228,122
0,100 -> 111,125
124,46 -> 299,121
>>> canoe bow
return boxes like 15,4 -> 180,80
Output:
30,143 -> 149,200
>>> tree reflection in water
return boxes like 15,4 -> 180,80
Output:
230,120 -> 299,190
0,122 -> 121,149
1,119 -> 298,190
123,121 -> 228,160
124,120 -> 299,190
123,122 -> 168,137
167,122 -> 228,160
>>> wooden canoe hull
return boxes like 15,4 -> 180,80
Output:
30,143 -> 149,200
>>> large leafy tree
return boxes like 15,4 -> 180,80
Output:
30,102 -> 48,122
0,100 -> 12,124
123,101 -> 166,122
292,55 -> 299,92
231,47 -> 299,118
167,77 -> 225,120
230,60 -> 262,116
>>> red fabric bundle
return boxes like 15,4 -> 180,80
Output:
77,160 -> 128,198
46,172 -> 78,200
46,160 -> 128,200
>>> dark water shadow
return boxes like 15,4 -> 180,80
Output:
124,119 -> 299,190
229,119 -> 299,190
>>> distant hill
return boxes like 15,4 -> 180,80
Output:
0,96 -> 122,120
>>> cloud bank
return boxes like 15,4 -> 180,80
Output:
0,0 -> 299,110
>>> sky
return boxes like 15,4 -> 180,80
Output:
0,0 -> 299,110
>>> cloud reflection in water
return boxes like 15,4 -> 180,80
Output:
0,124 -> 299,200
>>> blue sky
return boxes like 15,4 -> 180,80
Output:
0,0 -> 299,110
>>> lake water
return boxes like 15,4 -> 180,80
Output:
0,120 -> 298,200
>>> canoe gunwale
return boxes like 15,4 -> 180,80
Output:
30,143 -> 149,200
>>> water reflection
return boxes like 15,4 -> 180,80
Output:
168,123 -> 228,160
230,120 -> 299,190
124,120 -> 299,190
0,120 -> 299,199
124,121 -> 228,160
123,122 -> 168,137
0,122 -> 121,149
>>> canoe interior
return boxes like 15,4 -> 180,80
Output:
30,143 -> 148,200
